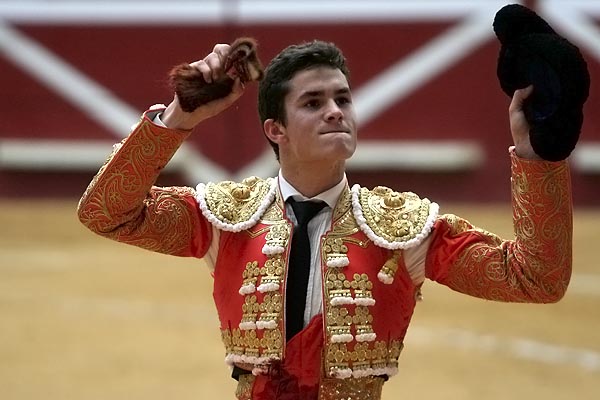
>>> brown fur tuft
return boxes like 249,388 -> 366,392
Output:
169,38 -> 264,113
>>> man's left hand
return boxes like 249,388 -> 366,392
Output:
509,86 -> 543,160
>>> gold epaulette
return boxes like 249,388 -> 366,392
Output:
196,176 -> 277,232
351,184 -> 439,249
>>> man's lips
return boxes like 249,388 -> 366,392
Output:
320,129 -> 351,134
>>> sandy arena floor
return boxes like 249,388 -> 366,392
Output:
1,200 -> 599,399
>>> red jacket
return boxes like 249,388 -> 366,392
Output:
78,110 -> 572,399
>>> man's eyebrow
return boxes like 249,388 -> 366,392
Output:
297,87 -> 351,100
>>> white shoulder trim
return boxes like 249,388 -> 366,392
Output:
195,178 -> 277,232
351,184 -> 439,250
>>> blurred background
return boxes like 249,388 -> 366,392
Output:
1,0 -> 599,399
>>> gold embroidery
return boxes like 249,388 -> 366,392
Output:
258,255 -> 285,288
377,250 -> 401,283
350,274 -> 374,305
442,213 -> 500,243
323,187 -> 395,375
327,306 -> 353,339
77,117 -> 198,257
234,216 -> 286,357
321,185 -> 368,266
352,307 -> 373,326
326,272 -> 353,305
235,374 -> 255,400
260,329 -> 284,356
234,369 -> 387,399
387,341 -> 404,369
257,293 -> 283,326
232,191 -> 287,361
358,186 -> 431,244
443,154 -> 572,303
233,371 -> 388,399
261,191 -> 285,222
324,267 -> 383,373
327,343 -> 350,368
232,329 -> 244,354
325,340 -> 403,377
242,261 -> 260,288
204,176 -> 272,225
319,376 -> 385,400
370,341 -> 388,369
222,327 -> 283,358
332,187 -> 354,225
221,329 -> 232,352
329,187 -> 360,237
323,237 -> 349,266
245,225 -> 271,238
241,295 -> 259,326
242,330 -> 260,356
263,223 -> 291,248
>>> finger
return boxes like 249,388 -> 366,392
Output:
213,43 -> 231,62
205,44 -> 230,82
518,84 -> 534,99
510,85 -> 534,113
189,59 -> 213,83
202,52 -> 225,82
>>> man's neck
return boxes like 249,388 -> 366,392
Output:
280,161 -> 346,198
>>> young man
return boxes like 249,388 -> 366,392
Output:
78,41 -> 572,400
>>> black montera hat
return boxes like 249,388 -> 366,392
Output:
493,4 -> 590,161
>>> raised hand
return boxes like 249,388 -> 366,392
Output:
509,85 -> 542,160
162,39 -> 264,130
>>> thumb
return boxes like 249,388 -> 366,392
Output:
510,85 -> 534,113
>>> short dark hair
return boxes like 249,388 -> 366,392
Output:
258,40 -> 350,160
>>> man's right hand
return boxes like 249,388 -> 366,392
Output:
161,44 -> 246,131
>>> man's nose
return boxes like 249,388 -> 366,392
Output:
325,100 -> 343,121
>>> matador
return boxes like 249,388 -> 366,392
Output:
78,39 -> 572,400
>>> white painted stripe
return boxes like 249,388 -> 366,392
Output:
0,21 -> 230,183
0,139 -> 119,170
236,1 -> 509,24
349,140 -> 484,171
0,21 -> 138,136
0,138 -> 483,172
572,143 -> 600,173
353,9 -> 495,127
544,0 -> 600,16
539,0 -> 600,61
0,1 -> 514,25
569,273 -> 600,297
408,325 -> 600,372
230,147 -> 279,181
4,137 -> 600,175
0,1 -> 223,25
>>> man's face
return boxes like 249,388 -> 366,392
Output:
275,67 -> 357,165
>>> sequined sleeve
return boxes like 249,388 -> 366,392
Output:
425,149 -> 572,303
77,110 -> 212,258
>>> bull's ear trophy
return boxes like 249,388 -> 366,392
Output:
169,37 -> 264,113
493,4 -> 590,161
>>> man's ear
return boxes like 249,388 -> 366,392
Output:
263,119 -> 286,144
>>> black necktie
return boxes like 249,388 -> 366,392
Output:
286,199 -> 327,341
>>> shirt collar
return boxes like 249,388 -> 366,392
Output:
278,170 -> 347,209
